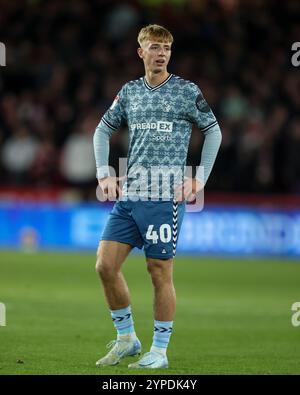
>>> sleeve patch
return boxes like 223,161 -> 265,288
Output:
196,93 -> 210,113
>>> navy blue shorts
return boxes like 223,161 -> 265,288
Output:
101,200 -> 185,259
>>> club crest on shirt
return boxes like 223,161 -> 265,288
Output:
130,101 -> 139,111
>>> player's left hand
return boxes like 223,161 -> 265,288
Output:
174,178 -> 204,202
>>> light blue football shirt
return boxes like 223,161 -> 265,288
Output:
94,73 -> 221,199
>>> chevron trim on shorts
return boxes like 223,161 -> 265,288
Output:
172,200 -> 178,257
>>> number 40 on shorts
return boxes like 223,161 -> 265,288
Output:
146,224 -> 172,244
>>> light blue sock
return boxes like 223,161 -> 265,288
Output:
151,320 -> 173,356
110,305 -> 136,339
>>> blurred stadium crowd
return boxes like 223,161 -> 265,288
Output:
0,0 -> 300,198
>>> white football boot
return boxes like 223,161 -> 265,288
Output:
128,351 -> 168,369
96,338 -> 141,366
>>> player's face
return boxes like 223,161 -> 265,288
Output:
139,40 -> 172,74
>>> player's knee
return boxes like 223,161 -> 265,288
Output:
147,259 -> 172,287
95,255 -> 114,280
95,255 -> 103,275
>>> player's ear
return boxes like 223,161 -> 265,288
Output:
137,47 -> 144,59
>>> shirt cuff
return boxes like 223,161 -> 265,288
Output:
96,166 -> 110,180
195,166 -> 205,186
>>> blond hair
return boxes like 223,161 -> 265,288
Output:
137,24 -> 174,47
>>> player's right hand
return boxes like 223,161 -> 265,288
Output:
174,177 -> 204,203
98,176 -> 123,201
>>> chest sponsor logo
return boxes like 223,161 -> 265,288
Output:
131,121 -> 173,132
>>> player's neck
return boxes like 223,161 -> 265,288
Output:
145,70 -> 170,88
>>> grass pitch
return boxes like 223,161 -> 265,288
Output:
0,251 -> 300,375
